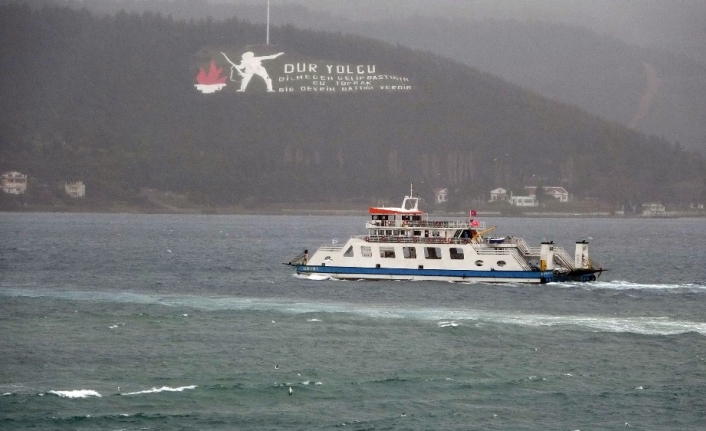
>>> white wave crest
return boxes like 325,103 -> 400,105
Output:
438,320 -> 460,327
48,389 -> 101,398
121,385 -> 196,396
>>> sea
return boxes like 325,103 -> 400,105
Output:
1,212 -> 705,430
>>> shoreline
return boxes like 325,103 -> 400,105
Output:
1,205 -> 704,218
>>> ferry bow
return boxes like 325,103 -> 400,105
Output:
288,191 -> 605,284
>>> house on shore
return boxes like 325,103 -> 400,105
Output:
489,188 -> 508,202
433,188 -> 448,205
64,181 -> 86,198
1,171 -> 28,194
642,202 -> 665,216
524,186 -> 569,202
509,195 -> 539,207
491,185 -> 568,207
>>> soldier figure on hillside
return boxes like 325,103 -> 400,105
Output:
221,51 -> 284,92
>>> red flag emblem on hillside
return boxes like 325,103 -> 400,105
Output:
195,61 -> 227,94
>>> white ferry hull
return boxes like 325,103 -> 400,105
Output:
297,265 -> 555,284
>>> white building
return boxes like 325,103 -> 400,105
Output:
642,202 -> 665,216
433,188 -> 448,204
543,187 -> 569,202
1,171 -> 28,194
64,181 -> 86,198
524,186 -> 569,202
489,187 -> 508,202
510,195 -> 539,207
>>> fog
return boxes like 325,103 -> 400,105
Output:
232,0 -> 706,62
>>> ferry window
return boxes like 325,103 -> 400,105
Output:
497,260 -> 506,267
475,260 -> 484,267
385,230 -> 392,236
449,248 -> 464,260
379,247 -> 396,258
424,247 -> 441,259
344,246 -> 354,257
403,247 -> 417,259
361,246 -> 372,258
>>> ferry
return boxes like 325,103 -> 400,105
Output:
287,190 -> 604,284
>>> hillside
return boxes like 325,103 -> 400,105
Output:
0,4 -> 704,211
347,17 -> 706,154
67,0 -> 706,153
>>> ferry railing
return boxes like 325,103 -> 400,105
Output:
474,247 -> 513,256
367,220 -> 487,229
511,237 -> 540,256
361,235 -> 542,246
317,245 -> 345,252
363,235 -> 432,244
553,247 -> 576,270
362,235 -> 489,245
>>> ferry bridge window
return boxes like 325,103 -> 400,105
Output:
424,247 -> 441,259
361,246 -> 372,258
403,247 -> 417,259
449,248 -> 464,260
344,246 -> 354,257
379,247 -> 396,258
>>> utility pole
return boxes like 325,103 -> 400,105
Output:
266,0 -> 270,45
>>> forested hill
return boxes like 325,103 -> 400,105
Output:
0,4 -> 704,210
66,0 -> 706,153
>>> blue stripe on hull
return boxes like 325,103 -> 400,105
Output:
296,265 -> 554,283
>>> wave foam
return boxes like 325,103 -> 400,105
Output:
48,389 -> 101,398
121,385 -> 196,396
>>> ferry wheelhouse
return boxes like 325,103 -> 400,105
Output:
288,192 -> 604,284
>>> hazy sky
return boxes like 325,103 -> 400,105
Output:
227,0 -> 706,59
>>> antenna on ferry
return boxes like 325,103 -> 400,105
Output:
409,183 -> 413,198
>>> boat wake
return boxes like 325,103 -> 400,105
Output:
293,273 -> 333,281
552,279 -> 706,291
3,287 -> 704,336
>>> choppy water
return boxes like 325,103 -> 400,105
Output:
1,213 -> 705,430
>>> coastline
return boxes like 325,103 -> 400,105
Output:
1,203 -> 704,218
